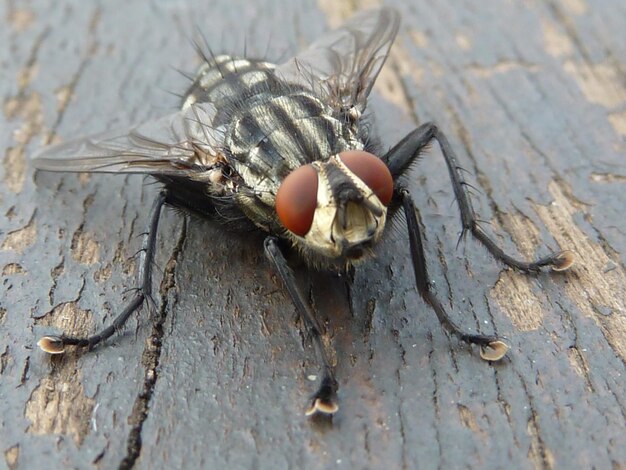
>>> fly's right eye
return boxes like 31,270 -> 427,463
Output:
339,150 -> 393,206
276,165 -> 319,236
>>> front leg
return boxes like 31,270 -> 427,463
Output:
383,123 -> 574,272
397,188 -> 508,361
264,237 -> 338,416
38,189 -> 169,354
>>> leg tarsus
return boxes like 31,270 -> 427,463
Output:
264,237 -> 339,416
305,374 -> 339,416
38,190 -> 168,354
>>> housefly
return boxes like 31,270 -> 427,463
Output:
34,8 -> 574,416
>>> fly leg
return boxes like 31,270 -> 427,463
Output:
398,188 -> 508,361
383,123 -> 574,272
38,190 -> 169,354
264,237 -> 339,417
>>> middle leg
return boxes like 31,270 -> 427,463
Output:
383,123 -> 574,272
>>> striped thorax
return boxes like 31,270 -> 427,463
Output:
182,55 -> 393,264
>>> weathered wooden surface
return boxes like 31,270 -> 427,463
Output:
2,0 -> 625,468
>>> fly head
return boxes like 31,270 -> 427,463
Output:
275,150 -> 393,263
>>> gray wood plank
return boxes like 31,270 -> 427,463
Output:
1,0 -> 625,469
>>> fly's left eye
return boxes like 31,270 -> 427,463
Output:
339,150 -> 393,205
276,164 -> 319,236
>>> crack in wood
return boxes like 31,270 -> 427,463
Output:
119,216 -> 187,469
429,347 -> 444,468
2,263 -> 26,275
70,224 -> 100,265
395,369 -> 407,469
517,371 -> 555,470
1,212 -> 36,254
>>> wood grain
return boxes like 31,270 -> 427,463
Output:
1,0 -> 625,468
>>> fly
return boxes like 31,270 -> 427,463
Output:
34,8 -> 575,416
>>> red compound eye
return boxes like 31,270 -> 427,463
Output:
339,150 -> 393,205
276,165 -> 319,236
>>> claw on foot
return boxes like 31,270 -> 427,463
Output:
305,397 -> 339,417
551,250 -> 575,272
37,336 -> 66,354
479,340 -> 509,361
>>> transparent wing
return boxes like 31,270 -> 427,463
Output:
275,7 -> 400,113
33,103 -> 221,175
